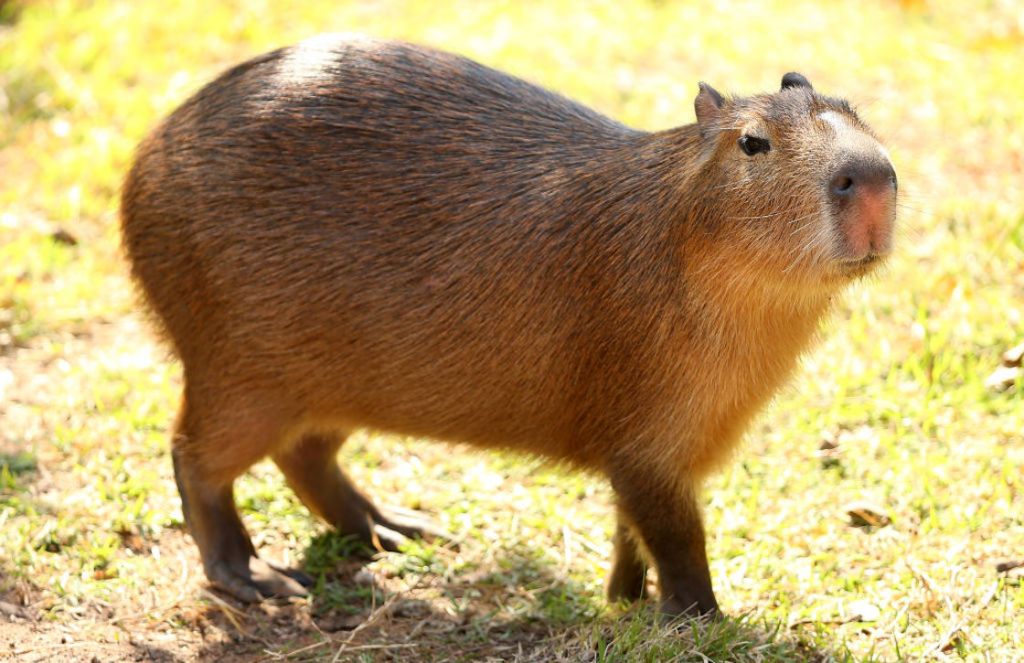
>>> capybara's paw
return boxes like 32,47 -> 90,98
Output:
367,522 -> 409,552
605,561 -> 647,603
370,506 -> 452,550
267,560 -> 315,588
208,556 -> 309,602
658,597 -> 722,622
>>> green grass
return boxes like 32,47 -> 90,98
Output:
1,0 -> 1023,660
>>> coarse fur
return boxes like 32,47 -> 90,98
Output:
121,34 -> 897,615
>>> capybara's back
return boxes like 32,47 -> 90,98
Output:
123,35 -> 646,459
122,34 -> 896,613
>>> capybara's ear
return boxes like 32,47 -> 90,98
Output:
694,82 -> 724,137
781,72 -> 812,91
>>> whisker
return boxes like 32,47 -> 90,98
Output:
733,210 -> 789,221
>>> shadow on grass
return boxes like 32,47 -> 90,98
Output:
0,1 -> 21,26
190,530 -> 845,663
0,449 -> 38,485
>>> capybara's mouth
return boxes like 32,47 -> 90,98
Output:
838,253 -> 884,275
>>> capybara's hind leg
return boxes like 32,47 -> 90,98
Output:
173,395 -> 310,602
606,515 -> 648,603
273,433 -> 447,551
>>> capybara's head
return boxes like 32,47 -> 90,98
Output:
689,73 -> 896,294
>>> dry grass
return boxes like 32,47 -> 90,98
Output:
1,0 -> 1022,660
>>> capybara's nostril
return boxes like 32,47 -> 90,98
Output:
831,175 -> 854,196
830,156 -> 897,259
829,157 -> 896,205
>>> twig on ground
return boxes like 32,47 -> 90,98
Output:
200,589 -> 253,638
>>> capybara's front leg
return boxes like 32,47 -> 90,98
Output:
609,461 -> 719,618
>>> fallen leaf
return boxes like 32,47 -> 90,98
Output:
817,437 -> 842,469
937,625 -> 968,654
985,364 -> 1021,391
1002,342 -> 1024,367
50,228 -> 79,246
845,501 -> 892,528
997,559 -> 1024,584
845,600 -> 881,622
995,559 -> 1023,573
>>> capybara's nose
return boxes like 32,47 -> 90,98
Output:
830,156 -> 897,259
829,158 -> 897,201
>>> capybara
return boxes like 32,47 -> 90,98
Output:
121,34 -> 897,616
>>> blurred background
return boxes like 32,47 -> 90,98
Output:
0,1 -> 1021,660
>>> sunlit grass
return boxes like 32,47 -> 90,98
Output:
1,0 -> 1022,660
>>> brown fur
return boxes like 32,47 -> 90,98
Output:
121,34 -> 896,615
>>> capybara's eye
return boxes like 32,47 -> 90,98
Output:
738,135 -> 770,156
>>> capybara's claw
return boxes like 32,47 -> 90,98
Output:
208,556 -> 308,603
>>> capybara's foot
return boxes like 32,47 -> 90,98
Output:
606,520 -> 648,603
208,555 -> 310,603
359,505 -> 451,552
272,434 -> 451,553
606,558 -> 647,603
659,596 -> 722,621
268,560 -> 315,588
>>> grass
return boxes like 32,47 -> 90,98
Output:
1,0 -> 1022,660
